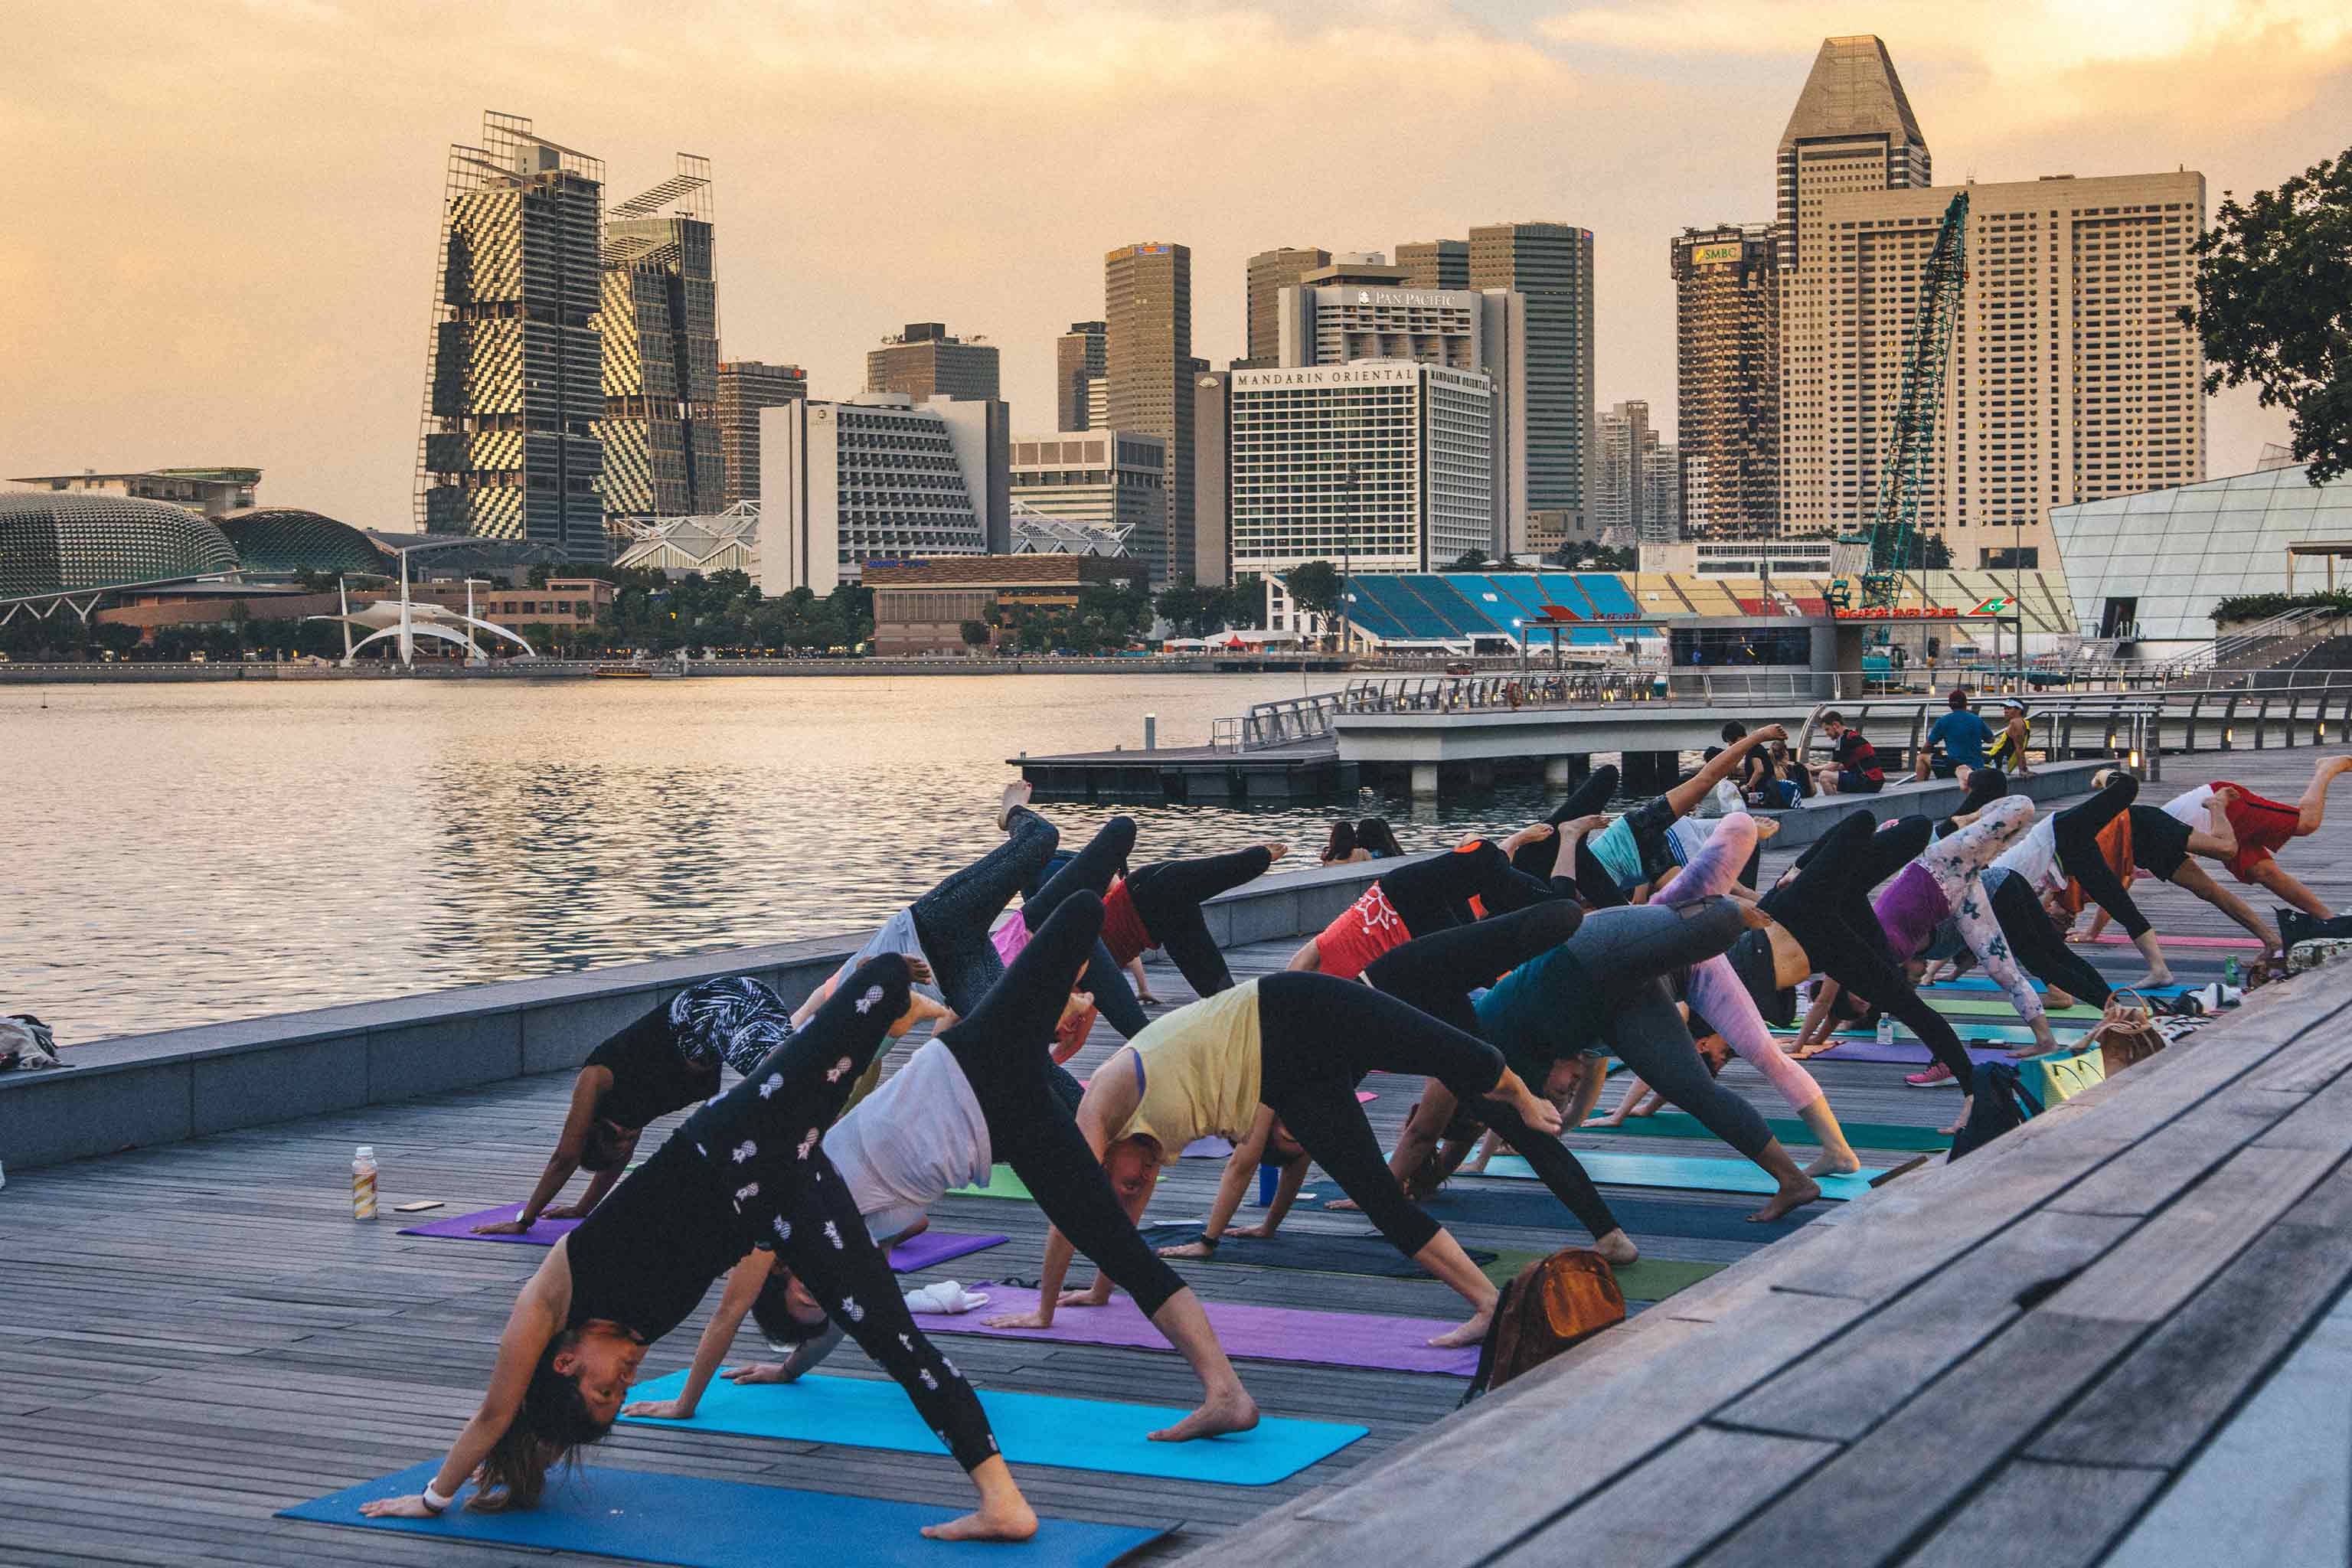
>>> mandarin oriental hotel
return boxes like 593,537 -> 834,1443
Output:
1226,361 -> 1494,589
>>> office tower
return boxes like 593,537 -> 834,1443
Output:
1779,169 -> 2208,569
1224,362 -> 1494,582
1776,36 -> 1931,272
1642,443 -> 1681,546
1596,400 -> 1658,541
1011,430 -> 1168,579
865,322 -> 1001,402
1105,242 -> 1194,575
1272,278 -> 1527,557
1468,222 -> 1596,544
759,394 -> 1004,593
1056,321 -> 1107,430
418,111 -> 608,562
716,361 -> 807,506
1673,224 -> 1779,536
597,155 -> 720,528
1396,239 -> 1470,289
1194,370 -> 1232,585
1086,377 -> 1109,429
1240,247 -> 1329,368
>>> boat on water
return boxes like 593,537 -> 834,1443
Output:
593,662 -> 683,679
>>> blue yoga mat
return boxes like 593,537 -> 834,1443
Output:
1483,1149 -> 1883,1200
1419,1183 -> 1826,1241
621,1370 -> 1364,1486
1773,1020 -> 2074,1048
279,1459 -> 1171,1568
1930,974 -> 2193,999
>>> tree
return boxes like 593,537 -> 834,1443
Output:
1920,536 -> 1953,570
2180,145 -> 2352,484
1279,560 -> 1344,644
960,619 -> 992,651
1451,548 -> 1491,570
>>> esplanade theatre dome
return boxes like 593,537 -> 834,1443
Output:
0,491 -> 240,599
214,508 -> 395,577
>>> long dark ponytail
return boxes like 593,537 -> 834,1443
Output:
471,1332 -> 613,1512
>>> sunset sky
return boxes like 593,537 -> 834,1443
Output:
7,0 -> 2347,526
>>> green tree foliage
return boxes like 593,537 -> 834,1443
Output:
1451,548 -> 1491,570
2180,146 -> 2352,484
1279,560 -> 1344,641
1154,575 -> 1259,637
2210,589 -> 2352,625
960,619 -> 992,648
588,570 -> 875,655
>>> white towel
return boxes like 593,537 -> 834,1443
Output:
903,1279 -> 991,1315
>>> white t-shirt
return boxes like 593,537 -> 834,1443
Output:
822,1038 -> 991,1241
1991,816 -> 2066,897
834,906 -> 944,1006
2162,785 -> 2214,828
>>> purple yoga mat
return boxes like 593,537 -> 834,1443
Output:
400,1204 -> 1006,1272
1811,1039 -> 2015,1066
922,1282 -> 1480,1377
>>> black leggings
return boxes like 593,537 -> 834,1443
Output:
910,805 -> 1063,1014
1514,763 -> 1620,878
940,893 -> 1189,1317
1763,811 -> 1979,1092
680,956 -> 997,1472
1125,845 -> 1276,997
1986,871 -> 2115,1007
1256,972 -> 1509,1259
1021,819 -> 1150,1040
1364,903 -> 1622,1242
2056,775 -> 2148,936
1383,840 -> 1559,937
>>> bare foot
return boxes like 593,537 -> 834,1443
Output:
1801,1150 -> 1861,1177
1149,1387 -> 1260,1442
997,779 -> 1032,831
1592,1228 -> 1638,1266
1498,822 -> 1557,857
1428,1308 -> 1493,1348
1324,1196 -> 1360,1211
2127,969 -> 2175,991
1262,841 -> 1290,862
1747,1175 -> 1821,1223
2047,988 -> 2076,1010
1754,818 -> 1782,841
923,1501 -> 1040,1543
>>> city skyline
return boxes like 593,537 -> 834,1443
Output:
7,2 -> 2344,528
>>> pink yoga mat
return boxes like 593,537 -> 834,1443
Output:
400,1204 -> 1005,1272
923,1282 -> 1479,1376
2087,932 -> 2261,948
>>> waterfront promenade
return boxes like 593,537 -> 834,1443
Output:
2,750 -> 2349,1565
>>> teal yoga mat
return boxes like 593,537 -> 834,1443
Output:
620,1370 -> 1364,1485
281,1460 -> 1170,1567
1773,1020 -> 2078,1048
1573,1112 -> 1950,1153
1481,1150 -> 1882,1200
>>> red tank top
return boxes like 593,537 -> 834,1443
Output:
1100,880 -> 1153,966
1314,883 -> 1411,980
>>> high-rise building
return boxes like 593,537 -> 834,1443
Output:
1775,35 -> 1931,272
716,361 -> 807,507
759,393 -> 1008,593
1224,361 -> 1494,583
1272,280 -> 1526,557
1056,321 -> 1107,430
1194,370 -> 1232,586
418,112 -> 608,562
597,155 -> 720,529
1396,240 -> 1470,290
1468,222 -> 1596,544
1642,443 -> 1681,547
1596,400 -> 1659,541
1010,430 -> 1168,580
1240,247 -> 1329,368
1780,171 -> 2208,568
865,322 -> 1001,402
1105,242 -> 1194,577
1672,224 -> 1779,536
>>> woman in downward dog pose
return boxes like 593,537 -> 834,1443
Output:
1062,842 -> 1290,1040
1287,827 -> 1561,978
1037,969 -> 1570,1347
361,954 -> 1039,1542
626,894 -> 1264,1444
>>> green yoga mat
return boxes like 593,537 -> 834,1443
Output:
620,1370 -> 1362,1486
1930,992 -> 2104,1022
1479,1249 -> 1727,1301
1479,1150 -> 1880,1200
1573,1112 -> 1950,1153
949,1165 -> 1034,1200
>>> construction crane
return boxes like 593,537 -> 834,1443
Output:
1827,190 -> 1971,612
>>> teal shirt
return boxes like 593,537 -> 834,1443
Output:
1474,946 -> 1609,1086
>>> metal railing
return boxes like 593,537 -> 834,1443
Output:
2158,606 -> 2344,679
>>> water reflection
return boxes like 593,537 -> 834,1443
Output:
4,675 -> 1622,1039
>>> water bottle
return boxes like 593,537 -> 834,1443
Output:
352,1145 -> 378,1220
1877,1013 -> 1896,1045
2224,956 -> 2242,987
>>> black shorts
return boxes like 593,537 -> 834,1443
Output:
1838,769 -> 1886,795
2126,805 -> 2192,880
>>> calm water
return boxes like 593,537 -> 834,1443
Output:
3,675 -> 1583,1040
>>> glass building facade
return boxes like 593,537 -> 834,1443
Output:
0,492 -> 240,599
2051,463 -> 2352,644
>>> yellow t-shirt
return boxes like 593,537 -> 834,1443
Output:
1114,980 -> 1265,1152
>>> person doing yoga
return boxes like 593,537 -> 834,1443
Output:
626,893 -> 1263,1445
1287,826 -> 1560,978
361,954 -> 1039,1543
1528,726 -> 1790,903
1064,842 -> 1289,1043
1038,972 -> 1569,1347
475,975 -> 816,1233
1168,900 -> 1639,1265
2162,759 -> 2352,948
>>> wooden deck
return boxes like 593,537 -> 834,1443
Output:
2,750 -> 2347,1566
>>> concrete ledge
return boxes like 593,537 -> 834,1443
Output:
1758,759 -> 2111,846
0,859 -> 1388,1172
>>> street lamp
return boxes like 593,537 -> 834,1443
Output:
1338,466 -> 1357,658
1511,617 -> 1528,677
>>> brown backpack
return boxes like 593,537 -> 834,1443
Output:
1460,1248 -> 1626,1405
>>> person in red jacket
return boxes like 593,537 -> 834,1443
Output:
1814,710 -> 1885,795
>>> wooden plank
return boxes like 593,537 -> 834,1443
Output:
1896,1459 -> 2167,1568
1496,1426 -> 1836,1565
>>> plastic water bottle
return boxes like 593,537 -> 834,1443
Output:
1877,1013 -> 1896,1045
2224,956 -> 2242,987
352,1145 -> 378,1220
